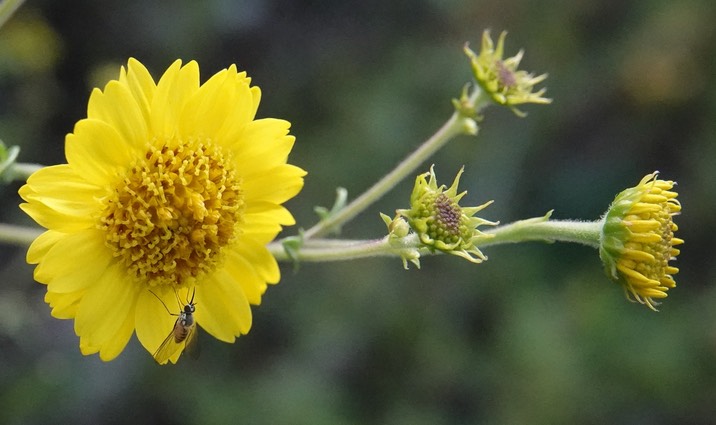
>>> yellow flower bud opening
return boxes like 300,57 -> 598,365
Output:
599,172 -> 683,311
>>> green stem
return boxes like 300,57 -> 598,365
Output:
481,218 -> 602,249
269,237 -> 399,262
9,162 -> 43,181
0,0 -> 25,29
267,219 -> 602,263
301,89 -> 485,240
0,223 -> 42,246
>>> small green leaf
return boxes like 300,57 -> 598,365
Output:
313,187 -> 348,234
281,231 -> 305,272
0,141 -> 21,184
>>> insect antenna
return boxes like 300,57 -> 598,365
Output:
172,288 -> 184,308
188,287 -> 196,305
149,290 -> 177,316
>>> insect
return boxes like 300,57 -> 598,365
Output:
150,288 -> 200,364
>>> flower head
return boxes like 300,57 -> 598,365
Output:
599,172 -> 683,310
397,166 -> 496,263
19,58 -> 305,362
464,30 -> 551,116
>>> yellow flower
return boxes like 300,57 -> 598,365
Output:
599,172 -> 683,310
19,58 -> 306,363
397,166 -> 496,263
464,30 -> 551,116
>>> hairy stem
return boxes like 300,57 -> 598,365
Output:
0,223 -> 42,246
481,218 -> 602,249
267,219 -> 602,263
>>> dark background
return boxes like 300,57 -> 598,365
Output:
1,1 -> 715,424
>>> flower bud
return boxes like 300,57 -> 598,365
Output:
397,166 -> 496,263
464,30 -> 551,116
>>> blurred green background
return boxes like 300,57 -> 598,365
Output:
1,0 -> 715,424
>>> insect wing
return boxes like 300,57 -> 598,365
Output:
183,324 -> 200,359
153,319 -> 185,365
150,288 -> 199,364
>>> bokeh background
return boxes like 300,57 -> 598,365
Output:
1,0 -> 715,424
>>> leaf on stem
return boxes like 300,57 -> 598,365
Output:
313,187 -> 348,235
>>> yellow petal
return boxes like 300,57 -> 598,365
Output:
26,229 -> 65,265
150,60 -> 199,138
44,231 -> 113,293
119,58 -> 156,124
233,238 -> 280,284
86,80 -> 149,152
21,164 -> 101,196
224,248 -> 267,305
242,164 -> 306,205
248,86 -> 261,118
240,211 -> 285,236
19,165 -> 104,232
215,78 -> 257,143
229,119 -> 294,172
194,269 -> 252,342
244,203 -> 296,226
34,228 -> 108,285
74,263 -> 139,349
79,339 -> 100,356
19,202 -> 95,233
179,65 -> 238,138
66,119 -> 141,184
134,288 -> 177,354
45,289 -> 85,319
98,301 -> 136,361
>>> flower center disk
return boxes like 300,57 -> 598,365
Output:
101,139 -> 244,288
429,193 -> 463,244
